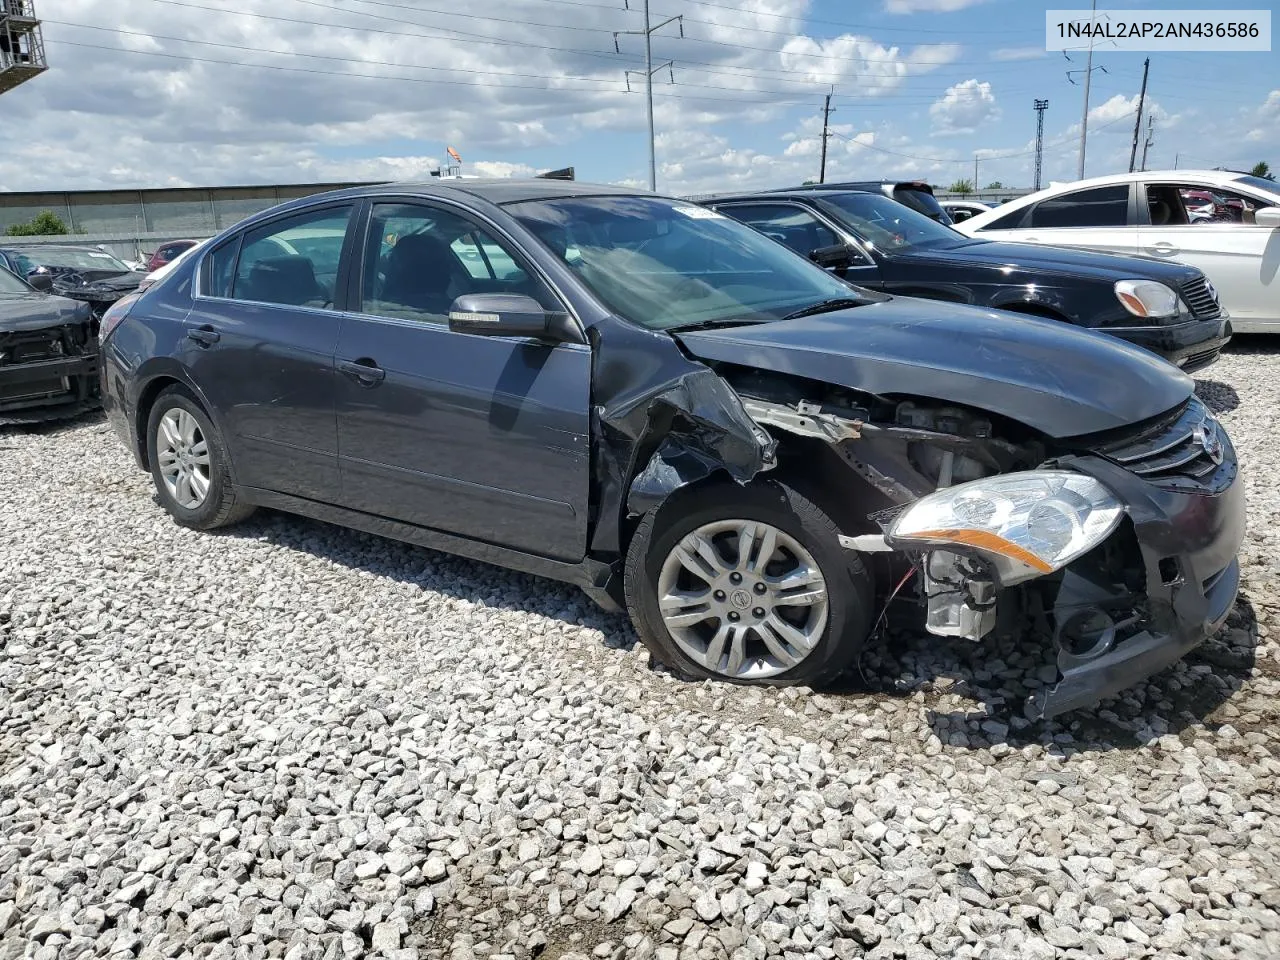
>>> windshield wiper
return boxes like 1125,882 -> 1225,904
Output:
666,317 -> 771,333
778,297 -> 865,321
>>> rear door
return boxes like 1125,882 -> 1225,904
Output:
184,203 -> 356,501
332,199 -> 592,561
713,201 -> 881,287
1138,180 -> 1277,325
974,183 -> 1138,255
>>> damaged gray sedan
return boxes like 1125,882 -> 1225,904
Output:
98,181 -> 1244,719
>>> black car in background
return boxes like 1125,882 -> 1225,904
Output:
0,244 -> 147,321
792,179 -> 955,224
99,180 -> 1242,720
707,188 -> 1231,372
0,265 -> 99,423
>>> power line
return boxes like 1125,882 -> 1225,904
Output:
48,17 -> 1040,104
614,0 -> 683,191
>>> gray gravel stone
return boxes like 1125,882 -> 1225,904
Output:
1,351 -> 1279,960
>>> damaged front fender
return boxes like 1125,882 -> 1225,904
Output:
587,319 -> 776,556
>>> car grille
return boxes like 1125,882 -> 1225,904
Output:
1178,344 -> 1222,371
1180,277 -> 1221,320
1089,398 -> 1233,492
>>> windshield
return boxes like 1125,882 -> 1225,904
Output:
11,247 -> 131,272
508,195 -> 865,330
817,192 -> 968,253
1234,175 -> 1280,201
0,266 -> 31,295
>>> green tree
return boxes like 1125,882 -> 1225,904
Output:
5,210 -> 70,237
947,178 -> 973,193
1250,161 -> 1274,181
985,181 -> 1004,189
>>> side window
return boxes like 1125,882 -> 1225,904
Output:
1029,185 -> 1130,228
204,238 -> 238,298
1164,184 -> 1272,225
232,205 -> 353,308
360,203 -> 559,324
976,205 -> 1030,231
718,204 -> 840,257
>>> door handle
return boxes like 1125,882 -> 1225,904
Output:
186,325 -> 220,346
339,358 -> 386,385
1147,242 -> 1178,256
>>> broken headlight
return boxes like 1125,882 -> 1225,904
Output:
887,470 -> 1124,585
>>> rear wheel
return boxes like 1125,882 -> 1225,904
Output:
624,480 -> 874,686
146,386 -> 254,530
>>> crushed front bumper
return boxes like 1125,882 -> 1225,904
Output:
1026,452 -> 1245,720
0,346 -> 100,424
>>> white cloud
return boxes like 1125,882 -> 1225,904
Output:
1260,90 -> 1280,118
778,35 -> 961,91
884,0 -> 991,12
929,79 -> 999,136
991,47 -> 1045,62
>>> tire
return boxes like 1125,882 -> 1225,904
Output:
145,385 -> 254,530
624,479 -> 874,687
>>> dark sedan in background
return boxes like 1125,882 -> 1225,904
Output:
98,179 -> 1243,719
0,244 -> 147,321
0,265 -> 99,423
707,188 -> 1231,372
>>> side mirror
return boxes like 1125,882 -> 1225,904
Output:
808,243 -> 858,269
26,270 -> 53,291
448,293 -> 566,340
1254,206 -> 1280,229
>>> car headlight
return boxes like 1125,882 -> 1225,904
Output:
1115,279 -> 1182,319
887,470 -> 1124,585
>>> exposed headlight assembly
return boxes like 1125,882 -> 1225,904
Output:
1114,279 -> 1182,319
887,470 -> 1125,585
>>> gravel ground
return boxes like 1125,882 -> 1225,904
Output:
2,342 -> 1279,960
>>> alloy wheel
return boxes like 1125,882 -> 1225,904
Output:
656,519 -> 829,679
155,408 -> 211,510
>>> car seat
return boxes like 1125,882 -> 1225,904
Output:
380,234 -> 459,315
243,255 -> 324,306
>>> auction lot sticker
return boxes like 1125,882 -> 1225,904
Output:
1046,9 -> 1271,51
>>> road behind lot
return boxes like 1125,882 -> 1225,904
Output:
2,344 -> 1279,960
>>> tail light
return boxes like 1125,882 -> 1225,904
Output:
99,291 -> 141,342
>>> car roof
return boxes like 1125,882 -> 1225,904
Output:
281,178 -> 646,208
1,243 -> 112,252
705,188 -> 873,204
958,169 -> 1257,230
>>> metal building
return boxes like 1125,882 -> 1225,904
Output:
0,0 -> 47,96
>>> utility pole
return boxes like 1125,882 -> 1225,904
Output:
1140,115 -> 1154,171
819,93 -> 833,183
1068,0 -> 1103,179
615,0 -> 683,191
1033,99 -> 1049,191
1127,57 -> 1149,173
973,155 -> 979,193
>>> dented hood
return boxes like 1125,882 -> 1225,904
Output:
0,292 -> 91,332
674,296 -> 1194,438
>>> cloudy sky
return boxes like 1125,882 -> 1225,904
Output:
1,0 -> 1276,194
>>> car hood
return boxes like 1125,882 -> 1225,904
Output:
0,292 -> 90,331
895,240 -> 1203,286
674,296 -> 1193,439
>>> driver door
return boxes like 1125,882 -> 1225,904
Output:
332,200 -> 592,561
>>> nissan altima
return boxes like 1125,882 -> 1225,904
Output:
98,180 -> 1244,720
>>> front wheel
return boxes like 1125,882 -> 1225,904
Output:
624,481 -> 875,686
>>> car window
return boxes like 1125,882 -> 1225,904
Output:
360,203 -> 558,324
231,206 -> 352,309
204,238 -> 239,298
12,248 -> 131,271
974,205 -> 1030,231
1029,185 -> 1130,228
717,204 -> 841,258
892,186 -> 952,224
509,195 -> 868,331
0,266 -> 29,295
816,192 -> 967,252
1153,183 -> 1274,226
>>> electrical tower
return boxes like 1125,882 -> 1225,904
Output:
0,0 -> 48,96
1033,99 -> 1049,191
615,0 -> 683,191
